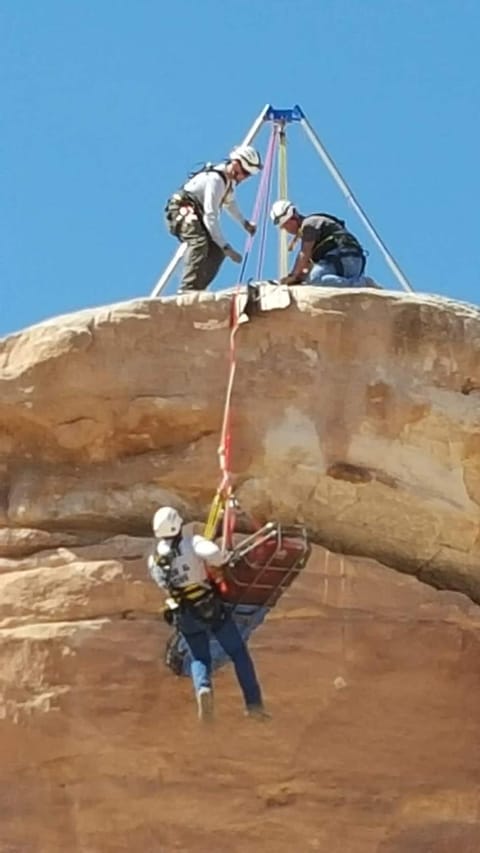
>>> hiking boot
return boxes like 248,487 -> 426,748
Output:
197,687 -> 214,722
245,703 -> 271,721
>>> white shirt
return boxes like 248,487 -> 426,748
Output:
148,533 -> 225,591
183,166 -> 245,248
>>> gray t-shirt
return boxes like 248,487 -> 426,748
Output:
300,213 -> 361,260
300,214 -> 344,245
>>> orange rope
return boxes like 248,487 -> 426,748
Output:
217,293 -> 242,552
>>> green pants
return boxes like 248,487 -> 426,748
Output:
165,197 -> 225,292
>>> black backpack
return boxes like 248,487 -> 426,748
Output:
306,212 -> 363,260
309,212 -> 346,227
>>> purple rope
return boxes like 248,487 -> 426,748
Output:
238,126 -> 277,283
255,127 -> 277,281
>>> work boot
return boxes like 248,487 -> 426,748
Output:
197,687 -> 214,722
245,703 -> 271,721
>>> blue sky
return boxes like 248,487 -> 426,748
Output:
2,0 -> 479,337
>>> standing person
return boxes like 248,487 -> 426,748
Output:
165,145 -> 262,293
270,199 -> 374,287
147,506 -> 269,722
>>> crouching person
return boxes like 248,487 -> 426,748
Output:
147,506 -> 269,722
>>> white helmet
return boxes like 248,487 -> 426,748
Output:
152,506 -> 183,538
229,144 -> 262,175
270,199 -> 296,226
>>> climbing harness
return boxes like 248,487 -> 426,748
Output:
304,213 -> 365,262
186,162 -> 228,184
165,163 -> 232,239
150,535 -> 224,624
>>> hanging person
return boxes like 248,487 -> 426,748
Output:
147,505 -> 269,722
270,199 -> 377,288
164,145 -> 262,293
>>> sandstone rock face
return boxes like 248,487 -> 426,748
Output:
1,288 -> 480,596
0,540 -> 479,853
1,288 -> 480,851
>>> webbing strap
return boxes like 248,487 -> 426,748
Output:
204,492 -> 224,541
172,582 -> 210,603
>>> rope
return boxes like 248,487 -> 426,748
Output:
205,127 -> 278,542
277,125 -> 289,279
254,132 -> 277,281
238,125 -> 278,283
217,292 -> 242,551
205,126 -> 279,554
218,137 -> 277,543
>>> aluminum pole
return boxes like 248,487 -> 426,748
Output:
300,115 -> 414,293
150,243 -> 186,298
242,102 -> 270,146
150,104 -> 270,298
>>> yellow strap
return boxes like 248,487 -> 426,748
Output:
278,128 -> 289,280
204,492 -> 225,541
171,583 -> 209,603
184,583 -> 209,601
220,178 -> 234,209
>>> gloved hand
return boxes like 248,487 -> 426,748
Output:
152,539 -> 174,568
280,273 -> 303,286
243,220 -> 257,236
223,244 -> 242,264
163,597 -> 179,625
163,608 -> 175,625
225,549 -> 241,568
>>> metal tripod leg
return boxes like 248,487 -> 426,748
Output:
150,103 -> 270,298
299,114 -> 414,293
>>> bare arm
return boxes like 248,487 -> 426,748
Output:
281,240 -> 315,284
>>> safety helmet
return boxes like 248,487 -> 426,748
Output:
229,144 -> 263,175
270,199 -> 296,227
152,506 -> 183,538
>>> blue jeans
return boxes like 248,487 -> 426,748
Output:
173,603 -> 269,676
308,253 -> 365,287
178,609 -> 262,708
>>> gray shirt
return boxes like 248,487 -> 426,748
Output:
300,214 -> 344,247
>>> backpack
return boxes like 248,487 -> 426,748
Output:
187,162 -> 228,185
309,212 -> 346,227
305,213 -> 363,261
